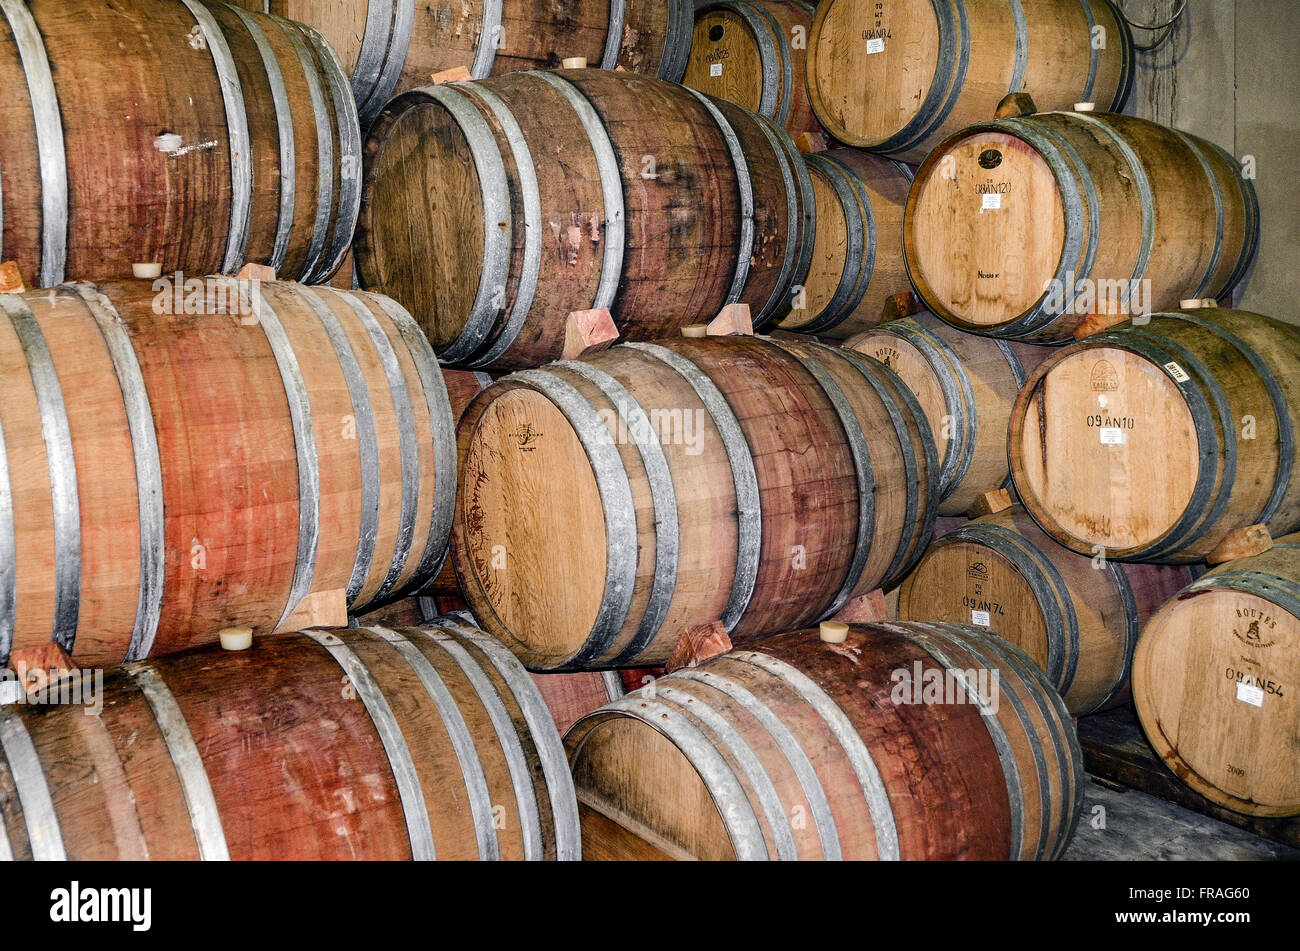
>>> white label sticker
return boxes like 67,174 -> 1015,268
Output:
981,193 -> 1001,210
709,63 -> 723,77
1164,361 -> 1190,382
1100,427 -> 1124,445
971,609 -> 991,627
866,37 -> 886,54
1236,680 -> 1264,707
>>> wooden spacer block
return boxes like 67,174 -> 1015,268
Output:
132,262 -> 163,280
995,91 -> 1038,118
831,588 -> 890,624
0,261 -> 26,293
707,302 -> 753,336
562,307 -> 619,360
665,621 -> 732,673
9,644 -> 78,697
795,131 -> 828,154
968,488 -> 1013,518
561,57 -> 588,69
1073,311 -> 1131,340
236,263 -> 276,282
1206,524 -> 1273,565
432,66 -> 472,84
273,588 -> 349,634
881,290 -> 923,323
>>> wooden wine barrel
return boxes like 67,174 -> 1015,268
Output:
232,0 -> 694,124
451,335 -> 938,671
806,0 -> 1133,162
0,0 -> 360,287
847,312 -> 1051,514
356,69 -> 813,370
567,620 -> 1083,859
777,149 -> 915,339
1010,307 -> 1300,563
0,620 -> 579,859
531,670 -> 627,736
1134,535 -> 1300,817
682,0 -> 822,138
898,505 -> 1193,715
906,111 -> 1259,342
0,279 -> 455,670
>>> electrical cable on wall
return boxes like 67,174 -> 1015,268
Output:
1115,0 -> 1189,51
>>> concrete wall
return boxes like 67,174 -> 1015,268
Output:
1122,0 -> 1299,319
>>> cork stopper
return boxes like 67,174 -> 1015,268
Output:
219,626 -> 254,651
132,262 -> 163,279
562,57 -> 588,69
680,324 -> 708,338
819,620 -> 850,644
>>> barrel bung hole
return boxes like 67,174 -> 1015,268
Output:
709,24 -> 724,42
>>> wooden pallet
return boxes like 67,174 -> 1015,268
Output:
1078,707 -> 1300,849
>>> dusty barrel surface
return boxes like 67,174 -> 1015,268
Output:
0,0 -> 361,287
905,112 -> 1259,342
1009,308 -> 1300,563
778,149 -> 915,339
898,505 -> 1193,715
848,312 -> 1051,514
0,279 -> 455,670
566,620 -> 1083,860
450,335 -> 938,671
232,0 -> 695,124
682,0 -> 822,137
356,69 -> 813,370
0,619 -> 579,860
806,0 -> 1133,162
1133,536 -> 1300,817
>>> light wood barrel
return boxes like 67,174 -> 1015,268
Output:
450,335 -> 938,671
0,279 -> 455,670
848,312 -> 1051,514
683,0 -> 822,137
1010,308 -> 1300,563
807,0 -> 1133,162
778,149 -> 915,339
899,505 -> 1192,715
1134,536 -> 1300,817
356,70 -> 813,371
231,0 -> 695,124
906,112 -> 1259,342
0,0 -> 359,287
567,620 -> 1083,859
0,619 -> 578,859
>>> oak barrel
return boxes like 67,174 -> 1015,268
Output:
777,149 -> 916,339
0,279 -> 455,670
1009,308 -> 1300,563
356,69 -> 813,370
0,0 -> 360,287
899,505 -> 1193,714
0,619 -> 578,859
1133,535 -> 1300,817
232,0 -> 694,124
905,112 -> 1259,342
806,0 -> 1133,162
567,620 -> 1083,859
450,335 -> 938,671
682,0 -> 822,138
848,312 -> 1051,513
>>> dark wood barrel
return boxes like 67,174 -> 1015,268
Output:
899,505 -> 1193,715
566,620 -> 1083,859
232,0 -> 695,124
1134,535 -> 1300,817
906,111 -> 1259,342
847,312 -> 1052,514
0,0 -> 360,287
451,334 -> 938,671
778,149 -> 915,339
0,619 -> 579,859
356,69 -> 813,370
683,0 -> 822,138
0,279 -> 455,671
1010,307 -> 1300,563
807,0 -> 1133,163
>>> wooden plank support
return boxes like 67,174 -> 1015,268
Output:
995,91 -> 1038,118
707,302 -> 753,336
1205,523 -> 1273,565
562,307 -> 619,359
0,261 -> 26,293
236,263 -> 276,282
8,644 -> 77,697
273,588 -> 349,634
1073,311 -> 1132,340
880,289 -> 922,322
795,131 -> 828,154
432,66 -> 472,84
968,488 -> 1013,518
831,588 -> 890,624
665,621 -> 731,673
